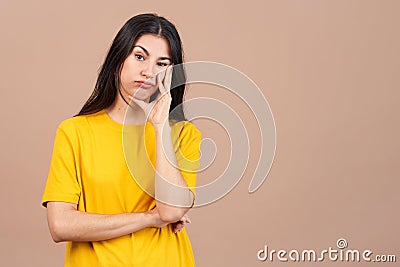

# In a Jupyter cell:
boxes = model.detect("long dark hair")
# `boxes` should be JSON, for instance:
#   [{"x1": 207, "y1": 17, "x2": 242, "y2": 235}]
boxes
[{"x1": 77, "y1": 13, "x2": 186, "y2": 121}]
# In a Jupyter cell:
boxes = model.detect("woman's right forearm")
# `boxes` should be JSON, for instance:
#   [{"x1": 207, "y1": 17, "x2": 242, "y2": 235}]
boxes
[{"x1": 46, "y1": 202, "x2": 156, "y2": 243}]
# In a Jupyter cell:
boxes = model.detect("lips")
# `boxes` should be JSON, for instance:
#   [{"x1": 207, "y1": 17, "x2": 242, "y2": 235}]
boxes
[{"x1": 136, "y1": 81, "x2": 154, "y2": 89}]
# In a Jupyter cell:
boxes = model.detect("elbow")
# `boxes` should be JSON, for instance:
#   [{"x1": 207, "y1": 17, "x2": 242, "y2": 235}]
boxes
[
  {"x1": 51, "y1": 234, "x2": 63, "y2": 243},
  {"x1": 46, "y1": 202, "x2": 77, "y2": 243},
  {"x1": 48, "y1": 219, "x2": 67, "y2": 243},
  {"x1": 155, "y1": 190, "x2": 194, "y2": 223},
  {"x1": 158, "y1": 207, "x2": 187, "y2": 223}
]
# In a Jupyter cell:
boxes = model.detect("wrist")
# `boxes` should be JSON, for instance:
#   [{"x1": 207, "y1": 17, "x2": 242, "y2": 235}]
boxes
[
  {"x1": 143, "y1": 210, "x2": 157, "y2": 228},
  {"x1": 153, "y1": 123, "x2": 171, "y2": 135}
]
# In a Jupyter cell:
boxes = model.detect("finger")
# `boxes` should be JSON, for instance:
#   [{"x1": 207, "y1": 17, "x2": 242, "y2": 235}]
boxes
[
  {"x1": 154, "y1": 89, "x2": 163, "y2": 101},
  {"x1": 177, "y1": 223, "x2": 184, "y2": 231},
  {"x1": 173, "y1": 222, "x2": 184, "y2": 233},
  {"x1": 157, "y1": 71, "x2": 166, "y2": 94},
  {"x1": 181, "y1": 216, "x2": 188, "y2": 223},
  {"x1": 182, "y1": 214, "x2": 191, "y2": 223},
  {"x1": 163, "y1": 65, "x2": 173, "y2": 92},
  {"x1": 154, "y1": 86, "x2": 171, "y2": 106}
]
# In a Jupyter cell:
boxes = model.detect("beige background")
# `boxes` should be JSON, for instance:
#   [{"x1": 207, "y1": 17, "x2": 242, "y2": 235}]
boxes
[{"x1": 1, "y1": 0, "x2": 399, "y2": 266}]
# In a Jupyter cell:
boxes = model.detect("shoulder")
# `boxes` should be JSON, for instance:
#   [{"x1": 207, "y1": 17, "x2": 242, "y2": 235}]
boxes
[
  {"x1": 56, "y1": 116, "x2": 88, "y2": 139},
  {"x1": 171, "y1": 120, "x2": 201, "y2": 134},
  {"x1": 55, "y1": 111, "x2": 106, "y2": 142},
  {"x1": 57, "y1": 116, "x2": 87, "y2": 132},
  {"x1": 57, "y1": 110, "x2": 104, "y2": 133},
  {"x1": 170, "y1": 120, "x2": 202, "y2": 142}
]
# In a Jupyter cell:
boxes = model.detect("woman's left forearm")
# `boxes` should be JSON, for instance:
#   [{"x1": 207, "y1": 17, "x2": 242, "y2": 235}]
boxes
[{"x1": 153, "y1": 124, "x2": 193, "y2": 223}]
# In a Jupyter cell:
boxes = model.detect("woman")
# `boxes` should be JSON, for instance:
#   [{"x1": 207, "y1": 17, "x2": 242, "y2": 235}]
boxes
[{"x1": 42, "y1": 13, "x2": 201, "y2": 266}]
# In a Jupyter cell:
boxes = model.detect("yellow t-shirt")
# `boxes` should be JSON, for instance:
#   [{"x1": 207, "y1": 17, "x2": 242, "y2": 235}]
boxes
[{"x1": 42, "y1": 109, "x2": 201, "y2": 267}]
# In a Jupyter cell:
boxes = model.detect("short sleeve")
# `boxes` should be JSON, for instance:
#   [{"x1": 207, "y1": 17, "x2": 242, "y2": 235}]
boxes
[
  {"x1": 175, "y1": 122, "x2": 202, "y2": 204},
  {"x1": 42, "y1": 123, "x2": 81, "y2": 207}
]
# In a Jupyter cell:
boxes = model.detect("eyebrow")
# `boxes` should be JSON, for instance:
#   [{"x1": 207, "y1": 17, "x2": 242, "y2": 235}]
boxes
[{"x1": 133, "y1": 45, "x2": 172, "y2": 61}]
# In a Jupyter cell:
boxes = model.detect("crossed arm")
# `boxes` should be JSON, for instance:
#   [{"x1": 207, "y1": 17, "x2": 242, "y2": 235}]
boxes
[
  {"x1": 47, "y1": 126, "x2": 193, "y2": 242},
  {"x1": 46, "y1": 122, "x2": 194, "y2": 243},
  {"x1": 46, "y1": 202, "x2": 190, "y2": 243}
]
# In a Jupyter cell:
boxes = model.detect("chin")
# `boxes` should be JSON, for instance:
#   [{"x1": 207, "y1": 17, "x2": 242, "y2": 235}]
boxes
[
  {"x1": 131, "y1": 95, "x2": 149, "y2": 102},
  {"x1": 133, "y1": 88, "x2": 157, "y2": 100}
]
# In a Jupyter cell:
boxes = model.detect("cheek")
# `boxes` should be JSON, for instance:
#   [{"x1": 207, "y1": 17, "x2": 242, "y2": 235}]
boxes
[
  {"x1": 120, "y1": 60, "x2": 139, "y2": 83},
  {"x1": 120, "y1": 68, "x2": 130, "y2": 85}
]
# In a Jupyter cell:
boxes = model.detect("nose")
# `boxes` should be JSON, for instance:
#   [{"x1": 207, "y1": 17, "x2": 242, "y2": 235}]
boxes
[{"x1": 141, "y1": 63, "x2": 155, "y2": 79}]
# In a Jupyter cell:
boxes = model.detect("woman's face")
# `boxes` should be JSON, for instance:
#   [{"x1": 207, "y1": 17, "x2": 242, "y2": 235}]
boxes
[{"x1": 119, "y1": 33, "x2": 172, "y2": 102}]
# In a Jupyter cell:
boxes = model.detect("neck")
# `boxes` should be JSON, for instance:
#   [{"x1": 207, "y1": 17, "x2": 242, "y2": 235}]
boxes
[{"x1": 106, "y1": 95, "x2": 147, "y2": 124}]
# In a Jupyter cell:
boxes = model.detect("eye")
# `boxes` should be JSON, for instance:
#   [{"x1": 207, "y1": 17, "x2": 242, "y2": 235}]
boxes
[
  {"x1": 157, "y1": 62, "x2": 169, "y2": 67},
  {"x1": 135, "y1": 54, "x2": 145, "y2": 61}
]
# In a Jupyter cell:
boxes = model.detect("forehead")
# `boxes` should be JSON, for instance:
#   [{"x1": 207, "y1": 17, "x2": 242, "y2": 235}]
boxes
[{"x1": 133, "y1": 34, "x2": 171, "y2": 56}]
